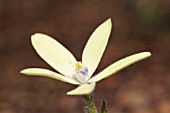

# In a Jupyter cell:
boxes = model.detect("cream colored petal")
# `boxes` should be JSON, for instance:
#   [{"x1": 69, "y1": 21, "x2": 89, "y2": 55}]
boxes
[
  {"x1": 31, "y1": 33, "x2": 77, "y2": 78},
  {"x1": 67, "y1": 83, "x2": 96, "y2": 95},
  {"x1": 20, "y1": 68, "x2": 80, "y2": 85},
  {"x1": 82, "y1": 19, "x2": 112, "y2": 78},
  {"x1": 88, "y1": 52, "x2": 151, "y2": 83}
]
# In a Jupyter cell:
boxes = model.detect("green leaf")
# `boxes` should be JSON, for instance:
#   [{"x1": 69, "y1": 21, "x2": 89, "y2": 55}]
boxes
[{"x1": 101, "y1": 100, "x2": 107, "y2": 113}]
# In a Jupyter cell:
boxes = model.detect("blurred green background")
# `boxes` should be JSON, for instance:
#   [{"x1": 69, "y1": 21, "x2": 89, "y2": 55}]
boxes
[{"x1": 1, "y1": 0, "x2": 170, "y2": 113}]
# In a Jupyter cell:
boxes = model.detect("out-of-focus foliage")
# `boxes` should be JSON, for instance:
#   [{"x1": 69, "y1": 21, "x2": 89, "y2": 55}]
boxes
[{"x1": 126, "y1": 0, "x2": 168, "y2": 25}]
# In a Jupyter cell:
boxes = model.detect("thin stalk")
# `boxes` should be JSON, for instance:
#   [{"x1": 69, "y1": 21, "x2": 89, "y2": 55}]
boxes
[{"x1": 83, "y1": 95, "x2": 98, "y2": 113}]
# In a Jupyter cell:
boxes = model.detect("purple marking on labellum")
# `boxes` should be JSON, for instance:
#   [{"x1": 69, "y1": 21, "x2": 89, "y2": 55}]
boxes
[{"x1": 79, "y1": 67, "x2": 88, "y2": 76}]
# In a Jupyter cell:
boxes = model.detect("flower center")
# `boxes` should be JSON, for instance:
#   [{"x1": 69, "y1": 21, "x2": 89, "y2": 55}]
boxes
[
  {"x1": 74, "y1": 61, "x2": 89, "y2": 83},
  {"x1": 75, "y1": 62, "x2": 88, "y2": 76}
]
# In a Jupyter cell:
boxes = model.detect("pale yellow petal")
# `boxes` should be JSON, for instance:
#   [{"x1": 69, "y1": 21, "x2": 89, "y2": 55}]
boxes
[
  {"x1": 88, "y1": 52, "x2": 151, "y2": 83},
  {"x1": 82, "y1": 19, "x2": 112, "y2": 78},
  {"x1": 67, "y1": 83, "x2": 96, "y2": 95},
  {"x1": 31, "y1": 33, "x2": 77, "y2": 78},
  {"x1": 20, "y1": 68, "x2": 80, "y2": 85}
]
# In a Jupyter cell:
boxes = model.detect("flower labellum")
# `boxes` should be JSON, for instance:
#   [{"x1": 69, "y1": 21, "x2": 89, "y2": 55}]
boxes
[
  {"x1": 20, "y1": 18, "x2": 151, "y2": 95},
  {"x1": 74, "y1": 62, "x2": 89, "y2": 83}
]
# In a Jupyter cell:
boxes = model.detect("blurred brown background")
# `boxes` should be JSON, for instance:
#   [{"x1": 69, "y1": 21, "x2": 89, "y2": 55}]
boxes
[{"x1": 1, "y1": 0, "x2": 170, "y2": 113}]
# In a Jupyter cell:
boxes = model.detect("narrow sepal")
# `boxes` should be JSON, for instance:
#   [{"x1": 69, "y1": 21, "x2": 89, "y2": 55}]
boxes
[
  {"x1": 20, "y1": 68, "x2": 80, "y2": 85},
  {"x1": 89, "y1": 52, "x2": 151, "y2": 83},
  {"x1": 31, "y1": 33, "x2": 77, "y2": 78},
  {"x1": 82, "y1": 19, "x2": 112, "y2": 78}
]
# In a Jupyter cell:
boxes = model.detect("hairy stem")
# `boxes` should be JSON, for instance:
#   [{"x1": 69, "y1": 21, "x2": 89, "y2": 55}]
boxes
[{"x1": 83, "y1": 95, "x2": 98, "y2": 113}]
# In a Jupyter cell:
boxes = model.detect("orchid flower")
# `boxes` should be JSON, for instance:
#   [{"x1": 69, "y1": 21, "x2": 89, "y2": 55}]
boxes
[{"x1": 20, "y1": 19, "x2": 151, "y2": 95}]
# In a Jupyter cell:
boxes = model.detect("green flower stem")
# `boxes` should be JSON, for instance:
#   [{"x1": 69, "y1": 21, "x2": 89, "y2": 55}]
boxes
[{"x1": 83, "y1": 95, "x2": 98, "y2": 113}]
